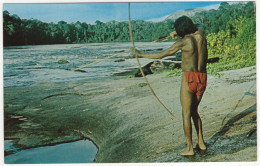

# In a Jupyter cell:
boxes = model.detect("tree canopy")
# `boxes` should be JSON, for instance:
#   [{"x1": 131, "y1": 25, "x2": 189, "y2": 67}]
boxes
[{"x1": 3, "y1": 2, "x2": 255, "y2": 47}]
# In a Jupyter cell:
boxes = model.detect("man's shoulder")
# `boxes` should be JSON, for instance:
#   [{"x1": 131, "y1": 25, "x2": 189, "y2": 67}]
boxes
[
  {"x1": 173, "y1": 37, "x2": 192, "y2": 48},
  {"x1": 193, "y1": 31, "x2": 206, "y2": 40},
  {"x1": 179, "y1": 36, "x2": 190, "y2": 41},
  {"x1": 181, "y1": 36, "x2": 195, "y2": 45}
]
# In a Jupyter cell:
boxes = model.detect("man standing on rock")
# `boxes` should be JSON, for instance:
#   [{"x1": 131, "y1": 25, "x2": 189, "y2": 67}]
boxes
[{"x1": 132, "y1": 16, "x2": 208, "y2": 156}]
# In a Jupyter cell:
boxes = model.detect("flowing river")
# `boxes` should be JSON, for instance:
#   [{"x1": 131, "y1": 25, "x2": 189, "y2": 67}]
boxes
[{"x1": 3, "y1": 42, "x2": 173, "y2": 87}]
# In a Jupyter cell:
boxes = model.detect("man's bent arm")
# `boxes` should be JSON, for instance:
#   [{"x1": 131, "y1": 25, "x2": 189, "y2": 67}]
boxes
[{"x1": 134, "y1": 40, "x2": 184, "y2": 59}]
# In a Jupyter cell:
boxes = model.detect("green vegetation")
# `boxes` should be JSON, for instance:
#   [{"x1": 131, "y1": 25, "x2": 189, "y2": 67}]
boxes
[
  {"x1": 192, "y1": 2, "x2": 256, "y2": 74},
  {"x1": 206, "y1": 16, "x2": 256, "y2": 74},
  {"x1": 3, "y1": 2, "x2": 256, "y2": 74},
  {"x1": 167, "y1": 2, "x2": 256, "y2": 76},
  {"x1": 3, "y1": 11, "x2": 173, "y2": 46}
]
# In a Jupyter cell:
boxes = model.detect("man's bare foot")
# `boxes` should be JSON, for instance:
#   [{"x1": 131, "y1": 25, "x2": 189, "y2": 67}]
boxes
[
  {"x1": 180, "y1": 147, "x2": 195, "y2": 156},
  {"x1": 193, "y1": 143, "x2": 207, "y2": 150},
  {"x1": 198, "y1": 142, "x2": 207, "y2": 150}
]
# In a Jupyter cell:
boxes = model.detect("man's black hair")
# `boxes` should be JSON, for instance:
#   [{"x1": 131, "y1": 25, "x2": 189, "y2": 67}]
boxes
[{"x1": 174, "y1": 16, "x2": 197, "y2": 38}]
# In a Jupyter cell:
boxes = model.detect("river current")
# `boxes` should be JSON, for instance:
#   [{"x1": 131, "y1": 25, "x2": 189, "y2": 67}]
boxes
[{"x1": 3, "y1": 42, "x2": 173, "y2": 87}]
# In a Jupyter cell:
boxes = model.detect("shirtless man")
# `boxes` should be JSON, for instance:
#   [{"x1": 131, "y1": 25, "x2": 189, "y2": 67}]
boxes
[{"x1": 132, "y1": 16, "x2": 208, "y2": 156}]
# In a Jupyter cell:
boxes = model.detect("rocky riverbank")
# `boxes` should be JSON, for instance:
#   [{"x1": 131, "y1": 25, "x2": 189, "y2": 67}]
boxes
[{"x1": 4, "y1": 66, "x2": 257, "y2": 163}]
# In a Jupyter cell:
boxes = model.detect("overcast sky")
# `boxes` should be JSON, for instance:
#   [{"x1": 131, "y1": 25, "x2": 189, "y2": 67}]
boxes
[{"x1": 3, "y1": 1, "x2": 224, "y2": 24}]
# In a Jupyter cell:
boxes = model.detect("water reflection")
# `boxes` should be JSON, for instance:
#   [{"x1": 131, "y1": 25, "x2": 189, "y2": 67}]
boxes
[{"x1": 5, "y1": 139, "x2": 98, "y2": 164}]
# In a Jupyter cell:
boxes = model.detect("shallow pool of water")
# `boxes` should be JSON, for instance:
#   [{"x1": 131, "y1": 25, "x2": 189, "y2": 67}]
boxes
[{"x1": 5, "y1": 139, "x2": 98, "y2": 164}]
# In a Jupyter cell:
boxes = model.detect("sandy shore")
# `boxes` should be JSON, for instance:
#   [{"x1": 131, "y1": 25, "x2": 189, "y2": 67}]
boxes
[{"x1": 4, "y1": 66, "x2": 257, "y2": 162}]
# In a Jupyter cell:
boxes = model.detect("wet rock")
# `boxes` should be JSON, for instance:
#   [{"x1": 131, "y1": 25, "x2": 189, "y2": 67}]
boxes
[
  {"x1": 134, "y1": 62, "x2": 153, "y2": 77},
  {"x1": 74, "y1": 69, "x2": 87, "y2": 73},
  {"x1": 150, "y1": 61, "x2": 162, "y2": 69},
  {"x1": 150, "y1": 61, "x2": 181, "y2": 73},
  {"x1": 5, "y1": 74, "x2": 17, "y2": 77},
  {"x1": 113, "y1": 69, "x2": 139, "y2": 77},
  {"x1": 114, "y1": 50, "x2": 126, "y2": 53},
  {"x1": 143, "y1": 48, "x2": 163, "y2": 52},
  {"x1": 58, "y1": 60, "x2": 69, "y2": 64},
  {"x1": 66, "y1": 68, "x2": 87, "y2": 73},
  {"x1": 114, "y1": 59, "x2": 125, "y2": 62},
  {"x1": 150, "y1": 61, "x2": 164, "y2": 73}
]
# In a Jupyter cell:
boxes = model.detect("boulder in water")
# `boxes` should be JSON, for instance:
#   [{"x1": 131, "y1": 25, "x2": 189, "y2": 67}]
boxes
[
  {"x1": 114, "y1": 59, "x2": 125, "y2": 62},
  {"x1": 58, "y1": 60, "x2": 69, "y2": 64},
  {"x1": 150, "y1": 61, "x2": 181, "y2": 73},
  {"x1": 135, "y1": 62, "x2": 153, "y2": 77}
]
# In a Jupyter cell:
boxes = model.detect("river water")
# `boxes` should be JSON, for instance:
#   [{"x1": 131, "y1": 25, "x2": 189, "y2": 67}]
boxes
[
  {"x1": 4, "y1": 140, "x2": 98, "y2": 164},
  {"x1": 3, "y1": 42, "x2": 173, "y2": 87}
]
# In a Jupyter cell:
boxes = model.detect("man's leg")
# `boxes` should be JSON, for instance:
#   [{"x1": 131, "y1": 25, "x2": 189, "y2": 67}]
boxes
[
  {"x1": 191, "y1": 95, "x2": 206, "y2": 150},
  {"x1": 180, "y1": 74, "x2": 195, "y2": 156}
]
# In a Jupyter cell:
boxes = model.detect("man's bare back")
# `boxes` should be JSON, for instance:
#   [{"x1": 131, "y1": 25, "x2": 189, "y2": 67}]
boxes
[{"x1": 182, "y1": 32, "x2": 208, "y2": 72}]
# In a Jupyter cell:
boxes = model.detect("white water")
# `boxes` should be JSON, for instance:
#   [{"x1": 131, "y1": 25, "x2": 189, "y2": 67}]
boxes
[{"x1": 3, "y1": 42, "x2": 173, "y2": 87}]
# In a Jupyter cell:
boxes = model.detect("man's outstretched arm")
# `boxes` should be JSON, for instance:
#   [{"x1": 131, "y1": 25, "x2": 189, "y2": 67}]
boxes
[{"x1": 132, "y1": 39, "x2": 184, "y2": 59}]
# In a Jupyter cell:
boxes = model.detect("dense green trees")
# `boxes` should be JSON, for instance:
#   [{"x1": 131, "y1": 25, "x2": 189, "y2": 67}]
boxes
[
  {"x1": 202, "y1": 2, "x2": 256, "y2": 74},
  {"x1": 3, "y1": 11, "x2": 174, "y2": 46},
  {"x1": 206, "y1": 16, "x2": 256, "y2": 74},
  {"x1": 3, "y1": 2, "x2": 255, "y2": 47},
  {"x1": 191, "y1": 2, "x2": 255, "y2": 35}
]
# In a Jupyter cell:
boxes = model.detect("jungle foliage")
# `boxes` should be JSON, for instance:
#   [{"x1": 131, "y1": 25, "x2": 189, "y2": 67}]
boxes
[
  {"x1": 3, "y1": 12, "x2": 173, "y2": 46},
  {"x1": 193, "y1": 2, "x2": 256, "y2": 74}
]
